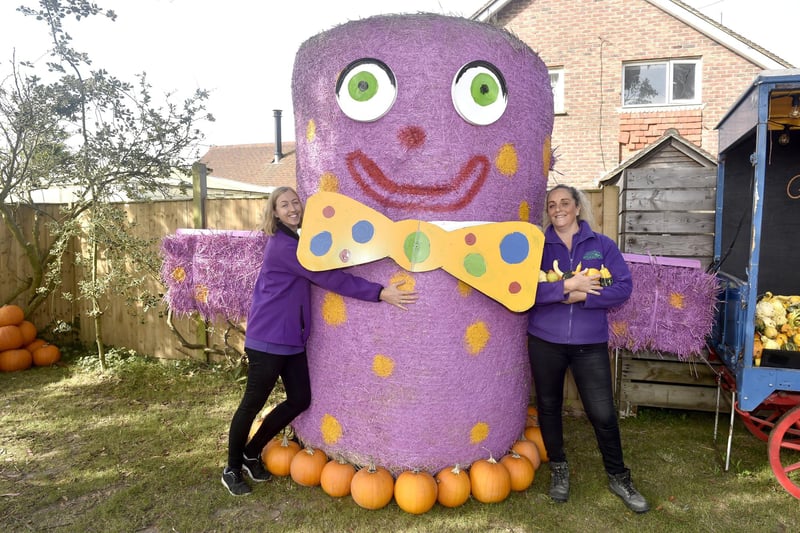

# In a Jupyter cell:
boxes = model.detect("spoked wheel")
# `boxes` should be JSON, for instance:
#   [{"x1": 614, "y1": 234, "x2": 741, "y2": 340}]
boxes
[
  {"x1": 768, "y1": 405, "x2": 800, "y2": 499},
  {"x1": 735, "y1": 393, "x2": 800, "y2": 442}
]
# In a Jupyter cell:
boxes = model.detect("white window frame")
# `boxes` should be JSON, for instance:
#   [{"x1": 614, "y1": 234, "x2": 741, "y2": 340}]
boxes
[
  {"x1": 549, "y1": 68, "x2": 565, "y2": 114},
  {"x1": 622, "y1": 58, "x2": 701, "y2": 108}
]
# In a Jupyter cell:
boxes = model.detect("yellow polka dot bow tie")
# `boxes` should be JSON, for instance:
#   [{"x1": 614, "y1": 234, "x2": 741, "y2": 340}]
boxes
[{"x1": 297, "y1": 192, "x2": 545, "y2": 312}]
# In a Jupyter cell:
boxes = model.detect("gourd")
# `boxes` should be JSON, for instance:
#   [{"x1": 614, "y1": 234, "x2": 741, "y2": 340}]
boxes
[
  {"x1": 469, "y1": 452, "x2": 511, "y2": 504},
  {"x1": 500, "y1": 451, "x2": 535, "y2": 491},
  {"x1": 394, "y1": 469, "x2": 438, "y2": 514},
  {"x1": 350, "y1": 462, "x2": 394, "y2": 510},
  {"x1": 289, "y1": 447, "x2": 328, "y2": 487},
  {"x1": 320, "y1": 457, "x2": 356, "y2": 498},
  {"x1": 0, "y1": 349, "x2": 33, "y2": 372},
  {"x1": 435, "y1": 464, "x2": 471, "y2": 508},
  {"x1": 599, "y1": 264, "x2": 613, "y2": 287}
]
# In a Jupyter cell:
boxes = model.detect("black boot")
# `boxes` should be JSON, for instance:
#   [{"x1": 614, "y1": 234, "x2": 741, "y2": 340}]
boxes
[
  {"x1": 608, "y1": 468, "x2": 649, "y2": 513},
  {"x1": 549, "y1": 461, "x2": 569, "y2": 503}
]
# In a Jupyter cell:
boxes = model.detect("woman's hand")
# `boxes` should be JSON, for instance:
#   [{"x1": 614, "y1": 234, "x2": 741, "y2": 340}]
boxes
[
  {"x1": 379, "y1": 281, "x2": 419, "y2": 310},
  {"x1": 563, "y1": 271, "x2": 602, "y2": 296},
  {"x1": 561, "y1": 291, "x2": 588, "y2": 304}
]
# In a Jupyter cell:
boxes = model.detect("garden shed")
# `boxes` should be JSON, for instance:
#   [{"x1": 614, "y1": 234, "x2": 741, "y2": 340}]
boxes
[{"x1": 600, "y1": 129, "x2": 723, "y2": 416}]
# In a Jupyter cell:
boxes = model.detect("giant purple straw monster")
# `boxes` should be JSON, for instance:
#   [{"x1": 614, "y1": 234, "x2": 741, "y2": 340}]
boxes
[{"x1": 290, "y1": 13, "x2": 554, "y2": 473}]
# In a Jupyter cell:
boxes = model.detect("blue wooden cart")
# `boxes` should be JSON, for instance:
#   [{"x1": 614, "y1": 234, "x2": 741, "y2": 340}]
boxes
[{"x1": 710, "y1": 69, "x2": 800, "y2": 499}]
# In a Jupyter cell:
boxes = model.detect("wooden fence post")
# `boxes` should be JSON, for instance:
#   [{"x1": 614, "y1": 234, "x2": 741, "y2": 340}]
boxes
[{"x1": 192, "y1": 162, "x2": 210, "y2": 362}]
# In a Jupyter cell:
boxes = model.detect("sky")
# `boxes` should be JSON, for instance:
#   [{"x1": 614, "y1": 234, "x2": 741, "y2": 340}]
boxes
[{"x1": 1, "y1": 0, "x2": 798, "y2": 153}]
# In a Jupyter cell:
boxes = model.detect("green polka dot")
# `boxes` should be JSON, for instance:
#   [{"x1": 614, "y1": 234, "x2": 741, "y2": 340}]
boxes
[
  {"x1": 464, "y1": 253, "x2": 486, "y2": 277},
  {"x1": 404, "y1": 231, "x2": 430, "y2": 263}
]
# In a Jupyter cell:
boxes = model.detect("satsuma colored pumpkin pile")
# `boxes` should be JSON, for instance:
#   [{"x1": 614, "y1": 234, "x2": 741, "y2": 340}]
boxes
[{"x1": 0, "y1": 304, "x2": 61, "y2": 372}]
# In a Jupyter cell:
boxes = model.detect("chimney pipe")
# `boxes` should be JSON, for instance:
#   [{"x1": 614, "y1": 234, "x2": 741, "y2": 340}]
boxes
[{"x1": 273, "y1": 109, "x2": 283, "y2": 163}]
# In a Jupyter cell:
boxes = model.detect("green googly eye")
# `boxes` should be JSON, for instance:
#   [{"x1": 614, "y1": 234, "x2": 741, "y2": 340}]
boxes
[
  {"x1": 336, "y1": 58, "x2": 397, "y2": 122},
  {"x1": 452, "y1": 61, "x2": 507, "y2": 125}
]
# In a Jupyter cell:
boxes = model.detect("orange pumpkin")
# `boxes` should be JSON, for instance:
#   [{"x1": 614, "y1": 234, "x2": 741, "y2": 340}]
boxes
[
  {"x1": 511, "y1": 438, "x2": 541, "y2": 471},
  {"x1": 320, "y1": 457, "x2": 356, "y2": 498},
  {"x1": 435, "y1": 464, "x2": 471, "y2": 508},
  {"x1": 524, "y1": 425, "x2": 549, "y2": 462},
  {"x1": 0, "y1": 325, "x2": 24, "y2": 351},
  {"x1": 0, "y1": 305, "x2": 24, "y2": 327},
  {"x1": 263, "y1": 434, "x2": 300, "y2": 476},
  {"x1": 26, "y1": 338, "x2": 47, "y2": 355},
  {"x1": 394, "y1": 470, "x2": 438, "y2": 515},
  {"x1": 0, "y1": 348, "x2": 33, "y2": 372},
  {"x1": 500, "y1": 451, "x2": 535, "y2": 491},
  {"x1": 469, "y1": 453, "x2": 511, "y2": 504},
  {"x1": 350, "y1": 463, "x2": 394, "y2": 510},
  {"x1": 32, "y1": 344, "x2": 61, "y2": 366},
  {"x1": 526, "y1": 405, "x2": 539, "y2": 428},
  {"x1": 290, "y1": 447, "x2": 328, "y2": 487},
  {"x1": 17, "y1": 321, "x2": 37, "y2": 345}
]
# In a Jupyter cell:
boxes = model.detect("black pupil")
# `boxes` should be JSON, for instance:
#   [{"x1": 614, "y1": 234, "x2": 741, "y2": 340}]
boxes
[
  {"x1": 358, "y1": 80, "x2": 369, "y2": 92},
  {"x1": 479, "y1": 84, "x2": 489, "y2": 95}
]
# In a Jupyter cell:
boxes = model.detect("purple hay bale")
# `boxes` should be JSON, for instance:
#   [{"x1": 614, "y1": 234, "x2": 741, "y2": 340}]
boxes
[
  {"x1": 160, "y1": 231, "x2": 267, "y2": 323},
  {"x1": 609, "y1": 260, "x2": 721, "y2": 360}
]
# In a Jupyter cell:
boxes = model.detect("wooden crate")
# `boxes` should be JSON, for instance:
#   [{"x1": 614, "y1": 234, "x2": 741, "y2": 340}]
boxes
[{"x1": 615, "y1": 349, "x2": 729, "y2": 417}]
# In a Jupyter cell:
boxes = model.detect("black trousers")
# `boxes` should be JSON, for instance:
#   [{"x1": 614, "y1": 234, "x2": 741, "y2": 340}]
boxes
[
  {"x1": 226, "y1": 348, "x2": 311, "y2": 469},
  {"x1": 528, "y1": 335, "x2": 626, "y2": 474}
]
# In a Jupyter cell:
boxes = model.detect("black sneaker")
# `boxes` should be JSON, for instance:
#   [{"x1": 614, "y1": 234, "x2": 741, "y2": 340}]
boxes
[
  {"x1": 608, "y1": 468, "x2": 650, "y2": 513},
  {"x1": 242, "y1": 454, "x2": 271, "y2": 482},
  {"x1": 221, "y1": 467, "x2": 251, "y2": 496}
]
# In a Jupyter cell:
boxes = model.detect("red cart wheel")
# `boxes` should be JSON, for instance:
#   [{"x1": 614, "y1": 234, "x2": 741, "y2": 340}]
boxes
[{"x1": 767, "y1": 405, "x2": 800, "y2": 499}]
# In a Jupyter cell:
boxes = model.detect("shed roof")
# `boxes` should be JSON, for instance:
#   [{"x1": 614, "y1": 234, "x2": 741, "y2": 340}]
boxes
[
  {"x1": 198, "y1": 142, "x2": 297, "y2": 190},
  {"x1": 600, "y1": 129, "x2": 717, "y2": 186}
]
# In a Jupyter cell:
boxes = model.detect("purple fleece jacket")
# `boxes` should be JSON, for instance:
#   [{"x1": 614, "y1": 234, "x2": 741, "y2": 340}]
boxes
[
  {"x1": 244, "y1": 223, "x2": 383, "y2": 352},
  {"x1": 528, "y1": 220, "x2": 632, "y2": 345}
]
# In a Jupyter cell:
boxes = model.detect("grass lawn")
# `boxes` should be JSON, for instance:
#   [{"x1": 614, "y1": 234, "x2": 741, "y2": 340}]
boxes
[{"x1": 1, "y1": 352, "x2": 798, "y2": 532}]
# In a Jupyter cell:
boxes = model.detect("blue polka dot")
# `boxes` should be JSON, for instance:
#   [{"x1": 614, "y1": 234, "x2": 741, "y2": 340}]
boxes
[
  {"x1": 310, "y1": 231, "x2": 333, "y2": 256},
  {"x1": 499, "y1": 232, "x2": 529, "y2": 264},
  {"x1": 352, "y1": 220, "x2": 375, "y2": 244}
]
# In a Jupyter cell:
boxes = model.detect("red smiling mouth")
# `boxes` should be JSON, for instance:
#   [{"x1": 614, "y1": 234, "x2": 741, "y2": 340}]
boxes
[{"x1": 345, "y1": 150, "x2": 489, "y2": 213}]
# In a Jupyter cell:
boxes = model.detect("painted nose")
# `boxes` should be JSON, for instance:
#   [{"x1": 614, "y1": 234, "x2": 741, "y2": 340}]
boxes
[{"x1": 397, "y1": 125, "x2": 426, "y2": 150}]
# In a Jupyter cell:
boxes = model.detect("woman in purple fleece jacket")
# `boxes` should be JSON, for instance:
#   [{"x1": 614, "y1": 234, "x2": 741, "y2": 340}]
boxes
[
  {"x1": 222, "y1": 187, "x2": 417, "y2": 496},
  {"x1": 528, "y1": 185, "x2": 649, "y2": 513}
]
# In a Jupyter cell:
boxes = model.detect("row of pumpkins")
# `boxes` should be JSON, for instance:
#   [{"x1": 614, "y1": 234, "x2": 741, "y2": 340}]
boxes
[
  {"x1": 0, "y1": 304, "x2": 62, "y2": 372},
  {"x1": 254, "y1": 407, "x2": 546, "y2": 514}
]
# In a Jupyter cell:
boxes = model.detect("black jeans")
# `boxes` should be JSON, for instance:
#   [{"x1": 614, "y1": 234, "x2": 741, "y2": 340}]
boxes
[
  {"x1": 226, "y1": 348, "x2": 311, "y2": 469},
  {"x1": 527, "y1": 335, "x2": 625, "y2": 474}
]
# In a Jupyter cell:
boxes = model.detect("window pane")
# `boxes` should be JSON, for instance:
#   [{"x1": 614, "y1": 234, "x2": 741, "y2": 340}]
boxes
[
  {"x1": 672, "y1": 63, "x2": 696, "y2": 101},
  {"x1": 549, "y1": 70, "x2": 564, "y2": 113},
  {"x1": 623, "y1": 64, "x2": 666, "y2": 105}
]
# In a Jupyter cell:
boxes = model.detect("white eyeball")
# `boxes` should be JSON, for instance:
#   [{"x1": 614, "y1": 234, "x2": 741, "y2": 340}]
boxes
[
  {"x1": 336, "y1": 58, "x2": 397, "y2": 122},
  {"x1": 452, "y1": 60, "x2": 507, "y2": 125}
]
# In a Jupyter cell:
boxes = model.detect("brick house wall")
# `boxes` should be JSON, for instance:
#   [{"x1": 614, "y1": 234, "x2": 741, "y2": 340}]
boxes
[{"x1": 490, "y1": 0, "x2": 767, "y2": 189}]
